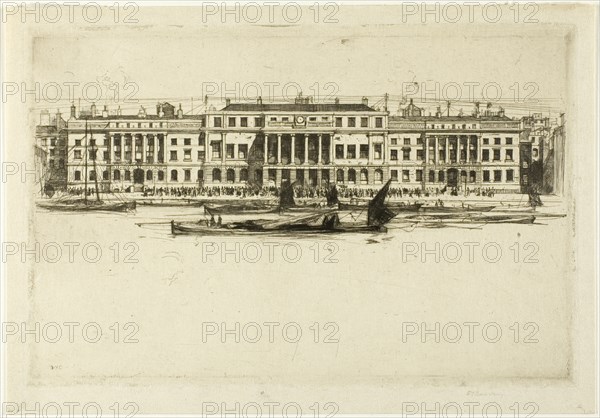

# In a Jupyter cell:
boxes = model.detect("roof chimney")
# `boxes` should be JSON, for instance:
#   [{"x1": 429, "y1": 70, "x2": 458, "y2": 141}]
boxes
[
  {"x1": 362, "y1": 97, "x2": 368, "y2": 106},
  {"x1": 257, "y1": 96, "x2": 262, "y2": 105},
  {"x1": 102, "y1": 105, "x2": 108, "y2": 118},
  {"x1": 435, "y1": 106, "x2": 442, "y2": 118},
  {"x1": 225, "y1": 98, "x2": 231, "y2": 107},
  {"x1": 138, "y1": 105, "x2": 146, "y2": 118},
  {"x1": 334, "y1": 97, "x2": 339, "y2": 105},
  {"x1": 117, "y1": 106, "x2": 122, "y2": 116},
  {"x1": 70, "y1": 102, "x2": 76, "y2": 119},
  {"x1": 177, "y1": 104, "x2": 183, "y2": 119},
  {"x1": 91, "y1": 103, "x2": 97, "y2": 117}
]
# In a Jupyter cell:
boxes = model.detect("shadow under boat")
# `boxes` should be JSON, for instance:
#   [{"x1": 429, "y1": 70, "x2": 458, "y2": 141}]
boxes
[{"x1": 170, "y1": 180, "x2": 398, "y2": 236}]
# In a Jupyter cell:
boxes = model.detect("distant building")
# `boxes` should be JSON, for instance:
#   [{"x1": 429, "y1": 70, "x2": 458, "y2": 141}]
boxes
[{"x1": 35, "y1": 109, "x2": 68, "y2": 192}]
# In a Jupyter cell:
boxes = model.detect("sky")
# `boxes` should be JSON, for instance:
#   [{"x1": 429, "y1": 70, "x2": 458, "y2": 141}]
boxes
[{"x1": 26, "y1": 4, "x2": 569, "y2": 119}]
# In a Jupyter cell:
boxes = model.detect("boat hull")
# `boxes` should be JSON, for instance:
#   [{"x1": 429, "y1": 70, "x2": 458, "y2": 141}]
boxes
[
  {"x1": 36, "y1": 200, "x2": 136, "y2": 212},
  {"x1": 170, "y1": 220, "x2": 387, "y2": 235}
]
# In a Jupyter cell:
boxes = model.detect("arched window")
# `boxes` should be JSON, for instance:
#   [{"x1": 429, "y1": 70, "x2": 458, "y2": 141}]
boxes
[
  {"x1": 146, "y1": 170, "x2": 153, "y2": 180},
  {"x1": 336, "y1": 169, "x2": 344, "y2": 183},
  {"x1": 360, "y1": 169, "x2": 368, "y2": 184},
  {"x1": 240, "y1": 168, "x2": 248, "y2": 182},
  {"x1": 469, "y1": 170, "x2": 476, "y2": 183},
  {"x1": 157, "y1": 170, "x2": 164, "y2": 181},
  {"x1": 114, "y1": 170, "x2": 121, "y2": 181},
  {"x1": 74, "y1": 170, "x2": 81, "y2": 181},
  {"x1": 103, "y1": 170, "x2": 109, "y2": 181},
  {"x1": 348, "y1": 169, "x2": 356, "y2": 184},
  {"x1": 212, "y1": 168, "x2": 221, "y2": 182},
  {"x1": 170, "y1": 170, "x2": 178, "y2": 182},
  {"x1": 374, "y1": 169, "x2": 383, "y2": 184},
  {"x1": 226, "y1": 169, "x2": 235, "y2": 183},
  {"x1": 438, "y1": 170, "x2": 445, "y2": 182}
]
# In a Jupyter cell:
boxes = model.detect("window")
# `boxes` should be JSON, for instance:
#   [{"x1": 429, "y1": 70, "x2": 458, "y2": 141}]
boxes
[
  {"x1": 124, "y1": 170, "x2": 131, "y2": 181},
  {"x1": 74, "y1": 171, "x2": 81, "y2": 181},
  {"x1": 374, "y1": 144, "x2": 382, "y2": 159},
  {"x1": 361, "y1": 117, "x2": 368, "y2": 127},
  {"x1": 240, "y1": 168, "x2": 248, "y2": 182},
  {"x1": 347, "y1": 145, "x2": 356, "y2": 159},
  {"x1": 439, "y1": 170, "x2": 445, "y2": 182},
  {"x1": 348, "y1": 117, "x2": 356, "y2": 127},
  {"x1": 375, "y1": 117, "x2": 383, "y2": 128},
  {"x1": 483, "y1": 138, "x2": 489, "y2": 145},
  {"x1": 103, "y1": 151, "x2": 109, "y2": 160},
  {"x1": 184, "y1": 149, "x2": 191, "y2": 161},
  {"x1": 226, "y1": 169, "x2": 235, "y2": 183},
  {"x1": 114, "y1": 137, "x2": 121, "y2": 146},
  {"x1": 416, "y1": 170, "x2": 423, "y2": 182},
  {"x1": 506, "y1": 137, "x2": 513, "y2": 145},
  {"x1": 359, "y1": 144, "x2": 369, "y2": 159},
  {"x1": 240, "y1": 117, "x2": 248, "y2": 127},
  {"x1": 198, "y1": 150, "x2": 205, "y2": 160},
  {"x1": 89, "y1": 139, "x2": 96, "y2": 146},
  {"x1": 238, "y1": 144, "x2": 248, "y2": 159},
  {"x1": 113, "y1": 170, "x2": 120, "y2": 181},
  {"x1": 482, "y1": 149, "x2": 490, "y2": 161},
  {"x1": 493, "y1": 149, "x2": 501, "y2": 161},
  {"x1": 170, "y1": 150, "x2": 177, "y2": 161},
  {"x1": 494, "y1": 170, "x2": 502, "y2": 182},
  {"x1": 146, "y1": 170, "x2": 153, "y2": 181},
  {"x1": 416, "y1": 137, "x2": 423, "y2": 145},
  {"x1": 184, "y1": 169, "x2": 191, "y2": 181},
  {"x1": 335, "y1": 117, "x2": 342, "y2": 127},
  {"x1": 469, "y1": 171, "x2": 476, "y2": 183},
  {"x1": 74, "y1": 150, "x2": 82, "y2": 159},
  {"x1": 184, "y1": 138, "x2": 191, "y2": 146},
  {"x1": 214, "y1": 117, "x2": 222, "y2": 127},
  {"x1": 212, "y1": 168, "x2": 221, "y2": 182},
  {"x1": 506, "y1": 149, "x2": 513, "y2": 161},
  {"x1": 157, "y1": 170, "x2": 164, "y2": 181},
  {"x1": 416, "y1": 149, "x2": 424, "y2": 161},
  {"x1": 50, "y1": 138, "x2": 56, "y2": 146},
  {"x1": 75, "y1": 139, "x2": 81, "y2": 146},
  {"x1": 212, "y1": 142, "x2": 222, "y2": 159},
  {"x1": 335, "y1": 145, "x2": 344, "y2": 159},
  {"x1": 309, "y1": 117, "x2": 317, "y2": 121},
  {"x1": 483, "y1": 170, "x2": 490, "y2": 182},
  {"x1": 402, "y1": 170, "x2": 410, "y2": 182},
  {"x1": 197, "y1": 170, "x2": 204, "y2": 181},
  {"x1": 360, "y1": 169, "x2": 368, "y2": 184},
  {"x1": 506, "y1": 169, "x2": 514, "y2": 182},
  {"x1": 348, "y1": 169, "x2": 356, "y2": 183},
  {"x1": 494, "y1": 138, "x2": 501, "y2": 145},
  {"x1": 171, "y1": 138, "x2": 177, "y2": 146},
  {"x1": 391, "y1": 138, "x2": 397, "y2": 145},
  {"x1": 336, "y1": 169, "x2": 344, "y2": 183},
  {"x1": 170, "y1": 170, "x2": 178, "y2": 181},
  {"x1": 228, "y1": 117, "x2": 236, "y2": 127},
  {"x1": 403, "y1": 149, "x2": 411, "y2": 161},
  {"x1": 226, "y1": 144, "x2": 234, "y2": 159},
  {"x1": 391, "y1": 170, "x2": 398, "y2": 182},
  {"x1": 255, "y1": 117, "x2": 263, "y2": 127},
  {"x1": 270, "y1": 117, "x2": 277, "y2": 122},
  {"x1": 404, "y1": 138, "x2": 411, "y2": 145},
  {"x1": 391, "y1": 149, "x2": 398, "y2": 161}
]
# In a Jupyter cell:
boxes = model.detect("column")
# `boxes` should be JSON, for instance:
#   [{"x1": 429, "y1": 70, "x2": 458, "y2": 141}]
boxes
[
  {"x1": 330, "y1": 133, "x2": 335, "y2": 163},
  {"x1": 304, "y1": 134, "x2": 309, "y2": 165},
  {"x1": 290, "y1": 134, "x2": 295, "y2": 165},
  {"x1": 221, "y1": 133, "x2": 226, "y2": 162},
  {"x1": 277, "y1": 134, "x2": 282, "y2": 164},
  {"x1": 275, "y1": 168, "x2": 282, "y2": 186},
  {"x1": 368, "y1": 134, "x2": 373, "y2": 163},
  {"x1": 445, "y1": 136, "x2": 450, "y2": 163},
  {"x1": 424, "y1": 136, "x2": 429, "y2": 166},
  {"x1": 477, "y1": 135, "x2": 482, "y2": 162},
  {"x1": 263, "y1": 134, "x2": 268, "y2": 164},
  {"x1": 434, "y1": 136, "x2": 439, "y2": 164},
  {"x1": 110, "y1": 135, "x2": 115, "y2": 163},
  {"x1": 317, "y1": 169, "x2": 322, "y2": 186},
  {"x1": 318, "y1": 134, "x2": 322, "y2": 164},
  {"x1": 207, "y1": 133, "x2": 212, "y2": 162},
  {"x1": 467, "y1": 136, "x2": 471, "y2": 163}
]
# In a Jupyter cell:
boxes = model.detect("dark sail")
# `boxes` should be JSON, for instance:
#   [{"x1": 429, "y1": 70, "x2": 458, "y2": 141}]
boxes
[
  {"x1": 279, "y1": 180, "x2": 296, "y2": 208},
  {"x1": 326, "y1": 185, "x2": 339, "y2": 206},
  {"x1": 367, "y1": 179, "x2": 397, "y2": 226}
]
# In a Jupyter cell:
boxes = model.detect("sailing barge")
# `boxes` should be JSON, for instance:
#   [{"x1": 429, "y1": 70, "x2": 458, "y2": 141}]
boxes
[{"x1": 170, "y1": 180, "x2": 398, "y2": 236}]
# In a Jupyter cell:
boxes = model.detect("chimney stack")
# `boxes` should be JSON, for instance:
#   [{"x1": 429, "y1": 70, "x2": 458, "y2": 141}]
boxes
[
  {"x1": 257, "y1": 96, "x2": 262, "y2": 105},
  {"x1": 117, "y1": 106, "x2": 122, "y2": 116},
  {"x1": 435, "y1": 106, "x2": 442, "y2": 118},
  {"x1": 91, "y1": 102, "x2": 97, "y2": 117},
  {"x1": 70, "y1": 102, "x2": 76, "y2": 119},
  {"x1": 177, "y1": 104, "x2": 183, "y2": 119},
  {"x1": 138, "y1": 105, "x2": 146, "y2": 118},
  {"x1": 334, "y1": 97, "x2": 339, "y2": 105},
  {"x1": 55, "y1": 109, "x2": 62, "y2": 129},
  {"x1": 102, "y1": 105, "x2": 108, "y2": 118},
  {"x1": 225, "y1": 98, "x2": 231, "y2": 107},
  {"x1": 362, "y1": 97, "x2": 368, "y2": 106}
]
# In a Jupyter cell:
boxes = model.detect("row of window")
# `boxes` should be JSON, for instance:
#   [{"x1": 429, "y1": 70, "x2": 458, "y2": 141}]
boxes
[
  {"x1": 73, "y1": 168, "x2": 248, "y2": 183},
  {"x1": 389, "y1": 169, "x2": 516, "y2": 183},
  {"x1": 334, "y1": 144, "x2": 382, "y2": 159},
  {"x1": 386, "y1": 148, "x2": 515, "y2": 162},
  {"x1": 213, "y1": 116, "x2": 384, "y2": 128},
  {"x1": 389, "y1": 137, "x2": 514, "y2": 146}
]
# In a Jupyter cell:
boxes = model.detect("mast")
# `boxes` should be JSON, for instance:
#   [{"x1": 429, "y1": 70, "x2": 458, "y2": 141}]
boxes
[
  {"x1": 84, "y1": 119, "x2": 88, "y2": 204},
  {"x1": 90, "y1": 122, "x2": 101, "y2": 201}
]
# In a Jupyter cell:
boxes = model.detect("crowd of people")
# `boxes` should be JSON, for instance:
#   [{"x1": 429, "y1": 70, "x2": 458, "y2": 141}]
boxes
[{"x1": 64, "y1": 184, "x2": 504, "y2": 200}]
